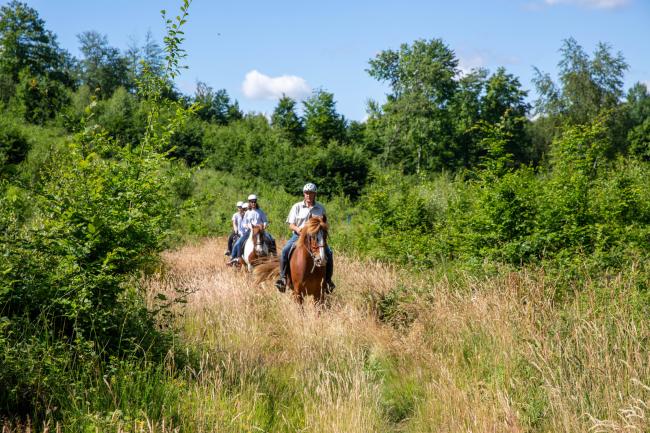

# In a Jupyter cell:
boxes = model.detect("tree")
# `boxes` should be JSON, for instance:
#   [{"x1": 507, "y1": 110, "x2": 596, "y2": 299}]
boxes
[
  {"x1": 126, "y1": 30, "x2": 165, "y2": 84},
  {"x1": 194, "y1": 81, "x2": 241, "y2": 125},
  {"x1": 303, "y1": 89, "x2": 346, "y2": 146},
  {"x1": 448, "y1": 68, "x2": 489, "y2": 167},
  {"x1": 0, "y1": 1, "x2": 75, "y2": 86},
  {"x1": 366, "y1": 39, "x2": 460, "y2": 172},
  {"x1": 480, "y1": 68, "x2": 531, "y2": 163},
  {"x1": 626, "y1": 83, "x2": 650, "y2": 159},
  {"x1": 367, "y1": 38, "x2": 458, "y2": 104},
  {"x1": 533, "y1": 38, "x2": 628, "y2": 125},
  {"x1": 78, "y1": 31, "x2": 131, "y2": 98},
  {"x1": 626, "y1": 82, "x2": 650, "y2": 126},
  {"x1": 271, "y1": 95, "x2": 304, "y2": 146},
  {"x1": 14, "y1": 67, "x2": 69, "y2": 124}
]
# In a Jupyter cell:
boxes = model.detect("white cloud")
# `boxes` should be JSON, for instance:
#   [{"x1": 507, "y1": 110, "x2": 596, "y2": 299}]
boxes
[
  {"x1": 458, "y1": 54, "x2": 488, "y2": 76},
  {"x1": 242, "y1": 70, "x2": 311, "y2": 101},
  {"x1": 543, "y1": 0, "x2": 628, "y2": 9}
]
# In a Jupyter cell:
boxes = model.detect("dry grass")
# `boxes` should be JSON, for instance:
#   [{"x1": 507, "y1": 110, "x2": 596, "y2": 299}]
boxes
[
  {"x1": 9, "y1": 238, "x2": 646, "y2": 432},
  {"x1": 141, "y1": 237, "x2": 649, "y2": 433}
]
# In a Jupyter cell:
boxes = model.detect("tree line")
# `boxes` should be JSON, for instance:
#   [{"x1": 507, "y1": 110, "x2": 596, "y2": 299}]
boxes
[{"x1": 3, "y1": 1, "x2": 647, "y2": 200}]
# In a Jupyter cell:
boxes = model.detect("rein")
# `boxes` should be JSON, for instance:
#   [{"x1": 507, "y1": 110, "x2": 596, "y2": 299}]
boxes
[{"x1": 305, "y1": 230, "x2": 326, "y2": 273}]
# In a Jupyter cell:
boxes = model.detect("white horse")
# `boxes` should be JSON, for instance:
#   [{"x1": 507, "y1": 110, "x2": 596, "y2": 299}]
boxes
[{"x1": 242, "y1": 225, "x2": 269, "y2": 271}]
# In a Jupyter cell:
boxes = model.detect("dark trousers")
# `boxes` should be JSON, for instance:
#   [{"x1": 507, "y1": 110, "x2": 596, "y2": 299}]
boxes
[{"x1": 227, "y1": 232, "x2": 240, "y2": 254}]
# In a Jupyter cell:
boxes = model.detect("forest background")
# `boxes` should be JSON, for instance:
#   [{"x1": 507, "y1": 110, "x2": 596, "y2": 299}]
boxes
[{"x1": 1, "y1": 0, "x2": 649, "y2": 431}]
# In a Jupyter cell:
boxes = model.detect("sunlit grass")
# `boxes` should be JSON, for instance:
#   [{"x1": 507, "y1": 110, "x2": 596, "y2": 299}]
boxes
[{"x1": 6, "y1": 237, "x2": 647, "y2": 432}]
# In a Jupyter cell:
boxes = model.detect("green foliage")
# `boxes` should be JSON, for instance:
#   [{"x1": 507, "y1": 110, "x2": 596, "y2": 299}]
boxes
[
  {"x1": 202, "y1": 114, "x2": 369, "y2": 198},
  {"x1": 194, "y1": 82, "x2": 242, "y2": 125},
  {"x1": 167, "y1": 115, "x2": 205, "y2": 166},
  {"x1": 0, "y1": 115, "x2": 30, "y2": 175},
  {"x1": 628, "y1": 117, "x2": 650, "y2": 160},
  {"x1": 533, "y1": 38, "x2": 628, "y2": 126},
  {"x1": 367, "y1": 39, "x2": 533, "y2": 174},
  {"x1": 77, "y1": 31, "x2": 131, "y2": 98},
  {"x1": 303, "y1": 89, "x2": 347, "y2": 146},
  {"x1": 306, "y1": 142, "x2": 369, "y2": 199},
  {"x1": 0, "y1": 1, "x2": 74, "y2": 86},
  {"x1": 95, "y1": 86, "x2": 145, "y2": 145},
  {"x1": 0, "y1": 0, "x2": 195, "y2": 418},
  {"x1": 345, "y1": 112, "x2": 650, "y2": 274},
  {"x1": 14, "y1": 68, "x2": 70, "y2": 124},
  {"x1": 271, "y1": 95, "x2": 304, "y2": 146}
]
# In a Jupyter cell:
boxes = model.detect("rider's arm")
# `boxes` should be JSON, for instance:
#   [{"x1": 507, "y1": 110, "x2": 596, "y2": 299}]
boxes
[
  {"x1": 286, "y1": 203, "x2": 301, "y2": 234},
  {"x1": 261, "y1": 210, "x2": 269, "y2": 229}
]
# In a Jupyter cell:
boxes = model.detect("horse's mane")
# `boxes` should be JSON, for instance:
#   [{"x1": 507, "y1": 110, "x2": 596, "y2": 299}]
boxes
[{"x1": 297, "y1": 217, "x2": 329, "y2": 246}]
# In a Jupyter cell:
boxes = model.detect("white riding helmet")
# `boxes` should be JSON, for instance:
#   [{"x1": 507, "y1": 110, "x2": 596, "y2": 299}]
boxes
[
  {"x1": 236, "y1": 201, "x2": 244, "y2": 208},
  {"x1": 248, "y1": 194, "x2": 258, "y2": 201},
  {"x1": 242, "y1": 202, "x2": 249, "y2": 209},
  {"x1": 303, "y1": 183, "x2": 317, "y2": 193}
]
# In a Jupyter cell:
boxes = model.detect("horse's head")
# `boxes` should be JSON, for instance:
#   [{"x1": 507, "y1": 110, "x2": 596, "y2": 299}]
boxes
[
  {"x1": 252, "y1": 224, "x2": 268, "y2": 256},
  {"x1": 300, "y1": 216, "x2": 329, "y2": 268}
]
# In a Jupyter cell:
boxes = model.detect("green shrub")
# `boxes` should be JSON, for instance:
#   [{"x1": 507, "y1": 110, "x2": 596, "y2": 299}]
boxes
[
  {"x1": 14, "y1": 69, "x2": 70, "y2": 125},
  {"x1": 0, "y1": 116, "x2": 29, "y2": 175}
]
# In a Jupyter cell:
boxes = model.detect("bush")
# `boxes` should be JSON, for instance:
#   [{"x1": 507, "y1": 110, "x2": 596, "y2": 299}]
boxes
[
  {"x1": 96, "y1": 86, "x2": 145, "y2": 146},
  {"x1": 305, "y1": 142, "x2": 370, "y2": 199},
  {"x1": 13, "y1": 69, "x2": 70, "y2": 125},
  {"x1": 0, "y1": 116, "x2": 30, "y2": 175}
]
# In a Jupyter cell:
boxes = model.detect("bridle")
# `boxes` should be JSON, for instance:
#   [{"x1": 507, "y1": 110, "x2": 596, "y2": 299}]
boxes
[
  {"x1": 253, "y1": 225, "x2": 267, "y2": 255},
  {"x1": 306, "y1": 227, "x2": 327, "y2": 273}
]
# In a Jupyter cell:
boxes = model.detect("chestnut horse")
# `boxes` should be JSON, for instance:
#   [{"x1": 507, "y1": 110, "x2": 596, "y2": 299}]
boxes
[{"x1": 255, "y1": 216, "x2": 330, "y2": 304}]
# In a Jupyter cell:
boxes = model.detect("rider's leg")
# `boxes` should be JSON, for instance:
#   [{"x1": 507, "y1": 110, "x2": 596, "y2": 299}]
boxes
[
  {"x1": 325, "y1": 246, "x2": 335, "y2": 291},
  {"x1": 226, "y1": 232, "x2": 235, "y2": 255},
  {"x1": 231, "y1": 232, "x2": 249, "y2": 260},
  {"x1": 277, "y1": 234, "x2": 298, "y2": 286}
]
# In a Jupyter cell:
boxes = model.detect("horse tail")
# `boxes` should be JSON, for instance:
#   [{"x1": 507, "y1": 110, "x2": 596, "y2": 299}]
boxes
[{"x1": 253, "y1": 256, "x2": 280, "y2": 285}]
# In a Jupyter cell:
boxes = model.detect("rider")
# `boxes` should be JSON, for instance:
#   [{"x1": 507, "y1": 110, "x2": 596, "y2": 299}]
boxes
[
  {"x1": 225, "y1": 201, "x2": 246, "y2": 256},
  {"x1": 275, "y1": 182, "x2": 334, "y2": 292},
  {"x1": 230, "y1": 194, "x2": 275, "y2": 263}
]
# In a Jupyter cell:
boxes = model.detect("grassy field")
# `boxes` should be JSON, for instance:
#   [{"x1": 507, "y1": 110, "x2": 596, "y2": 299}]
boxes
[
  {"x1": 145, "y1": 238, "x2": 648, "y2": 432},
  {"x1": 5, "y1": 237, "x2": 647, "y2": 432}
]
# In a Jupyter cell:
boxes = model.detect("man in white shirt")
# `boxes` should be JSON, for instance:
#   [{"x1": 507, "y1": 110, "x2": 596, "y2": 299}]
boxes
[
  {"x1": 275, "y1": 183, "x2": 334, "y2": 291},
  {"x1": 225, "y1": 201, "x2": 246, "y2": 256},
  {"x1": 230, "y1": 194, "x2": 275, "y2": 262}
]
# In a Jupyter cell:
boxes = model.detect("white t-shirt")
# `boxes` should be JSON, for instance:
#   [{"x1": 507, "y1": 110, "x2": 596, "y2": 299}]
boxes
[
  {"x1": 232, "y1": 212, "x2": 245, "y2": 235},
  {"x1": 242, "y1": 208, "x2": 269, "y2": 231},
  {"x1": 286, "y1": 201, "x2": 326, "y2": 231}
]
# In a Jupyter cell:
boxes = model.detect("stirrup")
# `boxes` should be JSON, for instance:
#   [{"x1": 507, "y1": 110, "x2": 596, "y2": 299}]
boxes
[{"x1": 275, "y1": 277, "x2": 287, "y2": 293}]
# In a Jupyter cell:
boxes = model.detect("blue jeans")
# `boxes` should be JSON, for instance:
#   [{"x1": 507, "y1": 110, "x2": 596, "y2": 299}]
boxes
[
  {"x1": 231, "y1": 231, "x2": 249, "y2": 258},
  {"x1": 279, "y1": 233, "x2": 333, "y2": 281}
]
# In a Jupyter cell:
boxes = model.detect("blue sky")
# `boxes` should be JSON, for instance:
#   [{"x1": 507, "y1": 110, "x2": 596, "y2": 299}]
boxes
[{"x1": 9, "y1": 0, "x2": 650, "y2": 121}]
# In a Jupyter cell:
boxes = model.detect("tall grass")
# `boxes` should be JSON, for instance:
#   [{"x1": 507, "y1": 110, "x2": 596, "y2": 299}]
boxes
[
  {"x1": 5, "y1": 237, "x2": 646, "y2": 432},
  {"x1": 145, "y1": 238, "x2": 647, "y2": 432}
]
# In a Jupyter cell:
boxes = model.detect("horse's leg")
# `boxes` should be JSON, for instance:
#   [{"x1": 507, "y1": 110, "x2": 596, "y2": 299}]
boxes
[{"x1": 292, "y1": 286, "x2": 303, "y2": 304}]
